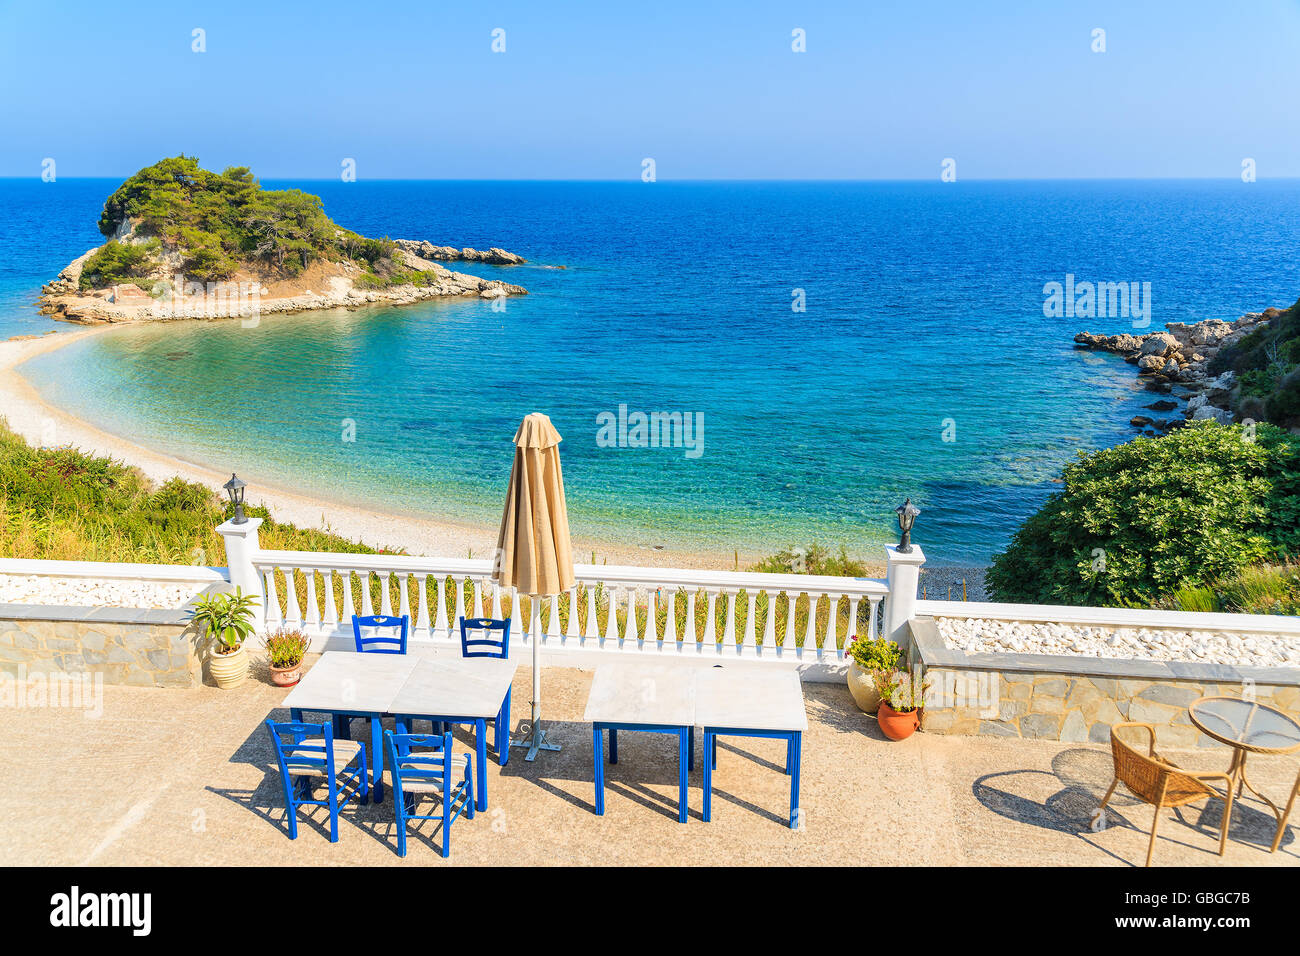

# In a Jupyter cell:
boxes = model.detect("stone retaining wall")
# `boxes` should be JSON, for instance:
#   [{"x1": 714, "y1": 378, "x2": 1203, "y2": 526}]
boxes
[
  {"x1": 910, "y1": 616, "x2": 1300, "y2": 746},
  {"x1": 0, "y1": 604, "x2": 203, "y2": 688}
]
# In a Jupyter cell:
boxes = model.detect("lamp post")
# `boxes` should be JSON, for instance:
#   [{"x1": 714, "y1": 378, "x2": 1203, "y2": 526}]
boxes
[
  {"x1": 895, "y1": 498, "x2": 920, "y2": 554},
  {"x1": 223, "y1": 473, "x2": 247, "y2": 525}
]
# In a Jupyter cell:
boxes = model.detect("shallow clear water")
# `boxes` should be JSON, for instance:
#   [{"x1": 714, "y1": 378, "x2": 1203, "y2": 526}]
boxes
[{"x1": 4, "y1": 178, "x2": 1299, "y2": 564}]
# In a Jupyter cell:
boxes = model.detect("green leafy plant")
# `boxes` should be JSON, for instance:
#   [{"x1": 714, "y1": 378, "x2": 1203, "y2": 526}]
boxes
[
  {"x1": 262, "y1": 627, "x2": 310, "y2": 669},
  {"x1": 872, "y1": 667, "x2": 928, "y2": 713},
  {"x1": 987, "y1": 422, "x2": 1289, "y2": 607},
  {"x1": 191, "y1": 588, "x2": 258, "y2": 654},
  {"x1": 750, "y1": 543, "x2": 867, "y2": 576},
  {"x1": 845, "y1": 635, "x2": 900, "y2": 672}
]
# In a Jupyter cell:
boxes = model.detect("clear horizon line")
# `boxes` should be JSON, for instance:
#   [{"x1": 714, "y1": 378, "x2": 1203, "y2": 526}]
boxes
[{"x1": 2, "y1": 174, "x2": 1297, "y2": 184}]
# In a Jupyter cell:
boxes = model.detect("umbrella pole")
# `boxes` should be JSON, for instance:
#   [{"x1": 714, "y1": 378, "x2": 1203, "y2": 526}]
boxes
[{"x1": 511, "y1": 593, "x2": 561, "y2": 761}]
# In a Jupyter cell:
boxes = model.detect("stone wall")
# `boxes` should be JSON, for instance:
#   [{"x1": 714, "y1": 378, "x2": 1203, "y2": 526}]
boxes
[
  {"x1": 910, "y1": 617, "x2": 1300, "y2": 746},
  {"x1": 0, "y1": 604, "x2": 202, "y2": 688}
]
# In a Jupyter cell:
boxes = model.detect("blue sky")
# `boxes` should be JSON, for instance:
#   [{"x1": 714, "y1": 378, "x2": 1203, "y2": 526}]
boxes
[{"x1": 1, "y1": 0, "x2": 1298, "y2": 179}]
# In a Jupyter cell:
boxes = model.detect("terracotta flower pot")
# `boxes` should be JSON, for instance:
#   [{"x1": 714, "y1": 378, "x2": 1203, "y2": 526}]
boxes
[
  {"x1": 209, "y1": 644, "x2": 249, "y2": 689},
  {"x1": 876, "y1": 701, "x2": 920, "y2": 741},
  {"x1": 846, "y1": 661, "x2": 882, "y2": 714},
  {"x1": 269, "y1": 661, "x2": 303, "y2": 687}
]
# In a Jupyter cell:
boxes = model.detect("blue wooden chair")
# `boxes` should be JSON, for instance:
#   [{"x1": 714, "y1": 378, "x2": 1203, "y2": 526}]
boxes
[
  {"x1": 351, "y1": 614, "x2": 409, "y2": 654},
  {"x1": 459, "y1": 616, "x2": 510, "y2": 659},
  {"x1": 265, "y1": 718, "x2": 368, "y2": 843},
  {"x1": 385, "y1": 730, "x2": 474, "y2": 858}
]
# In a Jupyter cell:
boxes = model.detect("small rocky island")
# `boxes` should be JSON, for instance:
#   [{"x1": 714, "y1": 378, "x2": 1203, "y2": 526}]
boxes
[
  {"x1": 39, "y1": 156, "x2": 528, "y2": 324},
  {"x1": 1074, "y1": 307, "x2": 1286, "y2": 433}
]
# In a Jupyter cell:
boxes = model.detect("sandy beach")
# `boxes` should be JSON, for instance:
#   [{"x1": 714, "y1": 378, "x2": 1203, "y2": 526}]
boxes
[{"x1": 0, "y1": 324, "x2": 766, "y2": 571}]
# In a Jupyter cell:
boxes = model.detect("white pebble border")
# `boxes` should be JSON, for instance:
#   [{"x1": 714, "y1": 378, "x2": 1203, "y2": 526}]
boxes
[
  {"x1": 937, "y1": 617, "x2": 1300, "y2": 669},
  {"x1": 0, "y1": 574, "x2": 200, "y2": 610}
]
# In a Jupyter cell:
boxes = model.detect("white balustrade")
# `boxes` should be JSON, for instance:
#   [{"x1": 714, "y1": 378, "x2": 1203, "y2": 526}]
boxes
[{"x1": 246, "y1": 550, "x2": 888, "y2": 665}]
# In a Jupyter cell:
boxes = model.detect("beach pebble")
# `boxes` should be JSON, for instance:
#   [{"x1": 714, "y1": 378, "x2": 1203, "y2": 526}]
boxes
[
  {"x1": 936, "y1": 617, "x2": 1299, "y2": 669},
  {"x1": 0, "y1": 574, "x2": 198, "y2": 610}
]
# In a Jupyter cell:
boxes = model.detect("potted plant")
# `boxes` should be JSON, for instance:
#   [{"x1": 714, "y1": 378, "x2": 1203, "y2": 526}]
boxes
[
  {"x1": 872, "y1": 667, "x2": 929, "y2": 740},
  {"x1": 263, "y1": 627, "x2": 310, "y2": 686},
  {"x1": 844, "y1": 635, "x2": 901, "y2": 714},
  {"x1": 191, "y1": 587, "x2": 258, "y2": 689}
]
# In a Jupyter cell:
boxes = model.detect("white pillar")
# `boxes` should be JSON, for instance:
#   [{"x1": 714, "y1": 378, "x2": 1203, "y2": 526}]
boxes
[
  {"x1": 217, "y1": 517, "x2": 264, "y2": 619},
  {"x1": 884, "y1": 544, "x2": 925, "y2": 651}
]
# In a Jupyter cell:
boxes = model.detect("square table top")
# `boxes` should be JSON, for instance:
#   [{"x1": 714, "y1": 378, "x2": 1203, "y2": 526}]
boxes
[
  {"x1": 694, "y1": 666, "x2": 808, "y2": 732},
  {"x1": 281, "y1": 651, "x2": 418, "y2": 715},
  {"x1": 583, "y1": 663, "x2": 698, "y2": 727},
  {"x1": 391, "y1": 657, "x2": 518, "y2": 719}
]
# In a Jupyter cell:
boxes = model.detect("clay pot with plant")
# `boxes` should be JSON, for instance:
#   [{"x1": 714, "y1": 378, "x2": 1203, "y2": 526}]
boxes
[
  {"x1": 191, "y1": 588, "x2": 258, "y2": 689},
  {"x1": 844, "y1": 635, "x2": 901, "y2": 714},
  {"x1": 872, "y1": 667, "x2": 929, "y2": 740},
  {"x1": 263, "y1": 628, "x2": 311, "y2": 686}
]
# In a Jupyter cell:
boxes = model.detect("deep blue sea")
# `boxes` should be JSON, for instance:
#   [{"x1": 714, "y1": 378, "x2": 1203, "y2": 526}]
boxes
[{"x1": 2, "y1": 179, "x2": 1299, "y2": 564}]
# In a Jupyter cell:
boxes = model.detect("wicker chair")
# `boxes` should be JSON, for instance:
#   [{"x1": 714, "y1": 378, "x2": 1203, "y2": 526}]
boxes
[
  {"x1": 1097, "y1": 722, "x2": 1235, "y2": 866},
  {"x1": 1272, "y1": 768, "x2": 1299, "y2": 853}
]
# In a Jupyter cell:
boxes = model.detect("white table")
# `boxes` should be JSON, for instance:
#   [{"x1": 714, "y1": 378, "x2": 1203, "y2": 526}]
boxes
[
  {"x1": 283, "y1": 652, "x2": 516, "y2": 810},
  {"x1": 391, "y1": 657, "x2": 517, "y2": 810},
  {"x1": 695, "y1": 668, "x2": 807, "y2": 829},
  {"x1": 582, "y1": 663, "x2": 807, "y2": 827}
]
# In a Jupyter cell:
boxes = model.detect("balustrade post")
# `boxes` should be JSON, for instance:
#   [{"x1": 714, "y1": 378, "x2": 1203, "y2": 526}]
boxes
[
  {"x1": 216, "y1": 517, "x2": 264, "y2": 626},
  {"x1": 884, "y1": 543, "x2": 926, "y2": 651}
]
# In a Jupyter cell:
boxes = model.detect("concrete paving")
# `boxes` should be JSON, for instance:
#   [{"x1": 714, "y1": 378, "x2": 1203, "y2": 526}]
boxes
[{"x1": 1, "y1": 658, "x2": 1297, "y2": 867}]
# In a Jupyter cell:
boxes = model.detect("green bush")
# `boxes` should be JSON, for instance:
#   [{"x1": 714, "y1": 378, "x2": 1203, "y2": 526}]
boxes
[
  {"x1": 79, "y1": 239, "x2": 161, "y2": 289},
  {"x1": 986, "y1": 422, "x2": 1280, "y2": 607},
  {"x1": 750, "y1": 543, "x2": 867, "y2": 576}
]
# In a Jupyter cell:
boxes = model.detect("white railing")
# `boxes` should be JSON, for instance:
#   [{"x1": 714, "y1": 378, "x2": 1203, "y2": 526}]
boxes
[{"x1": 250, "y1": 549, "x2": 889, "y2": 663}]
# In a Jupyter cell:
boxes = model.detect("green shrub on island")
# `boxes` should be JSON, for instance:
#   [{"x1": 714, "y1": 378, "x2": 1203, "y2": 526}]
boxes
[
  {"x1": 986, "y1": 421, "x2": 1300, "y2": 609},
  {"x1": 78, "y1": 238, "x2": 162, "y2": 290},
  {"x1": 83, "y1": 155, "x2": 414, "y2": 287}
]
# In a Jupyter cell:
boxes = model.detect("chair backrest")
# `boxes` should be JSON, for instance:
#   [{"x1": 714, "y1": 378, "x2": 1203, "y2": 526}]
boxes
[
  {"x1": 352, "y1": 614, "x2": 409, "y2": 654},
  {"x1": 265, "y1": 718, "x2": 336, "y2": 782},
  {"x1": 458, "y1": 616, "x2": 510, "y2": 658},
  {"x1": 384, "y1": 730, "x2": 453, "y2": 799},
  {"x1": 1109, "y1": 725, "x2": 1210, "y2": 807}
]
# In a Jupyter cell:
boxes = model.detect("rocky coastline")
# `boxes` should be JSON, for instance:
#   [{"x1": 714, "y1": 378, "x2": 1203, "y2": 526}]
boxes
[
  {"x1": 38, "y1": 237, "x2": 528, "y2": 325},
  {"x1": 1073, "y1": 307, "x2": 1282, "y2": 434}
]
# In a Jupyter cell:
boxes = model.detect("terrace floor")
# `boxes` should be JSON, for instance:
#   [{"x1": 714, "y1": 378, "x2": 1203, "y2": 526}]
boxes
[{"x1": 2, "y1": 659, "x2": 1297, "y2": 867}]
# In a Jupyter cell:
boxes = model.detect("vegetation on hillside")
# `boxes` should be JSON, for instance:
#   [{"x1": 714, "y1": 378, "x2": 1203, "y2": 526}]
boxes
[
  {"x1": 1209, "y1": 297, "x2": 1300, "y2": 428},
  {"x1": 0, "y1": 419, "x2": 381, "y2": 565},
  {"x1": 1168, "y1": 563, "x2": 1300, "y2": 616},
  {"x1": 986, "y1": 421, "x2": 1300, "y2": 610},
  {"x1": 79, "y1": 156, "x2": 413, "y2": 288}
]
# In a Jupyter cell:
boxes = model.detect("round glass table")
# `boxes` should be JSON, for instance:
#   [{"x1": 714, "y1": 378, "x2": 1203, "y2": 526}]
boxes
[{"x1": 1188, "y1": 696, "x2": 1300, "y2": 852}]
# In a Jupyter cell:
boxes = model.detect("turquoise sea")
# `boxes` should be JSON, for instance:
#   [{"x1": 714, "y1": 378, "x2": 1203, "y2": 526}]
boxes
[{"x1": 3, "y1": 179, "x2": 1299, "y2": 565}]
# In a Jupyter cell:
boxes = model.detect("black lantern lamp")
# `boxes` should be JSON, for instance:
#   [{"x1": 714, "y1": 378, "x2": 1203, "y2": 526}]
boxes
[
  {"x1": 895, "y1": 498, "x2": 920, "y2": 553},
  {"x1": 224, "y1": 473, "x2": 247, "y2": 525}
]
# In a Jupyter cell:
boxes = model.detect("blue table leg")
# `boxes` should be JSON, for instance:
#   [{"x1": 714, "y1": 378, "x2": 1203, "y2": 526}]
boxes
[
  {"x1": 703, "y1": 731, "x2": 713, "y2": 822},
  {"x1": 677, "y1": 729, "x2": 689, "y2": 822},
  {"x1": 497, "y1": 687, "x2": 511, "y2": 767},
  {"x1": 785, "y1": 735, "x2": 793, "y2": 774},
  {"x1": 370, "y1": 716, "x2": 384, "y2": 804},
  {"x1": 789, "y1": 732, "x2": 801, "y2": 829},
  {"x1": 593, "y1": 726, "x2": 605, "y2": 815},
  {"x1": 475, "y1": 717, "x2": 488, "y2": 811},
  {"x1": 609, "y1": 728, "x2": 618, "y2": 764},
  {"x1": 689, "y1": 726, "x2": 695, "y2": 772},
  {"x1": 712, "y1": 734, "x2": 717, "y2": 770}
]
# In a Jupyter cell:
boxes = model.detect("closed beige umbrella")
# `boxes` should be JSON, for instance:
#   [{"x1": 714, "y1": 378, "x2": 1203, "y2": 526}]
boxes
[{"x1": 494, "y1": 412, "x2": 574, "y2": 760}]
